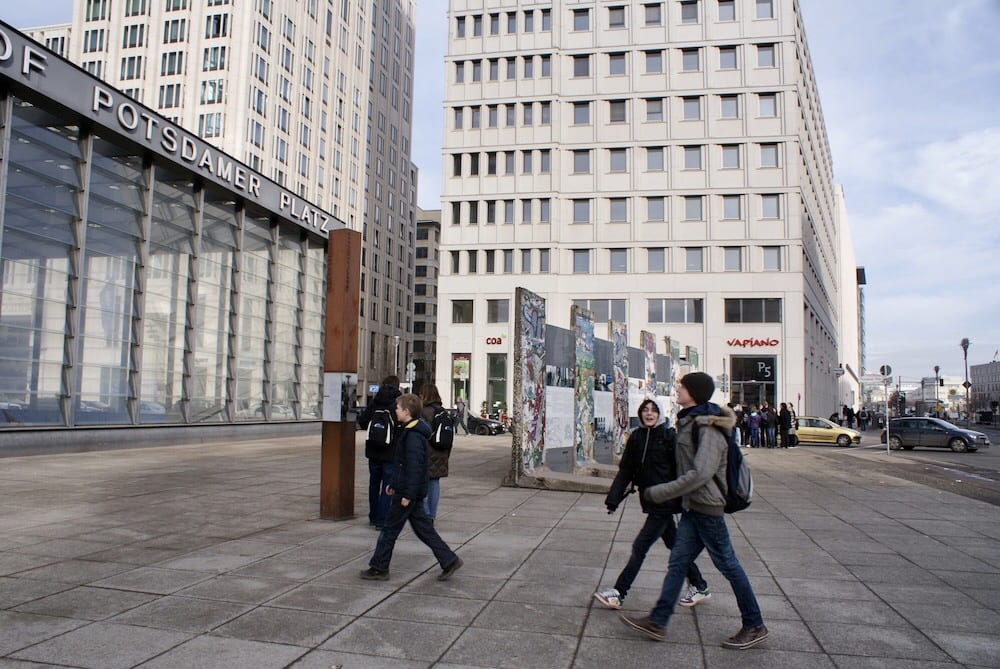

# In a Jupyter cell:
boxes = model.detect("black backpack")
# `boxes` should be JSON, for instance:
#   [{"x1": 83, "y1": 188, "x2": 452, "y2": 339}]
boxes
[
  {"x1": 694, "y1": 422, "x2": 753, "y2": 513},
  {"x1": 430, "y1": 405, "x2": 455, "y2": 450},
  {"x1": 366, "y1": 406, "x2": 395, "y2": 447}
]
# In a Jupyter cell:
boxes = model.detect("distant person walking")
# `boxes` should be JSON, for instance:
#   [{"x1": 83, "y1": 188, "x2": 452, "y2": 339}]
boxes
[
  {"x1": 593, "y1": 399, "x2": 712, "y2": 611},
  {"x1": 454, "y1": 398, "x2": 470, "y2": 435}
]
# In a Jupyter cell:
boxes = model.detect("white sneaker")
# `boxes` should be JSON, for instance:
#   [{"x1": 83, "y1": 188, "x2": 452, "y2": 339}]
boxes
[
  {"x1": 678, "y1": 585, "x2": 712, "y2": 607},
  {"x1": 593, "y1": 587, "x2": 622, "y2": 610}
]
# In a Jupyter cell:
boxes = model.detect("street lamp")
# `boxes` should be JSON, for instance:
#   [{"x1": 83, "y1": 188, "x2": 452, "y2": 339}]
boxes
[
  {"x1": 933, "y1": 364, "x2": 940, "y2": 413},
  {"x1": 960, "y1": 338, "x2": 970, "y2": 423},
  {"x1": 393, "y1": 335, "x2": 400, "y2": 378}
]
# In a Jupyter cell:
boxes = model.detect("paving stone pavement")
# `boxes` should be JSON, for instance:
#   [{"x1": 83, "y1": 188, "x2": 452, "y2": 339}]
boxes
[{"x1": 1, "y1": 432, "x2": 999, "y2": 668}]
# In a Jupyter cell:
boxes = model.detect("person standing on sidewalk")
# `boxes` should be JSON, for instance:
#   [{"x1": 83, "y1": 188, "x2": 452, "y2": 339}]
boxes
[
  {"x1": 620, "y1": 372, "x2": 768, "y2": 650},
  {"x1": 358, "y1": 376, "x2": 401, "y2": 529},
  {"x1": 778, "y1": 402, "x2": 793, "y2": 448},
  {"x1": 361, "y1": 393, "x2": 464, "y2": 581},
  {"x1": 593, "y1": 399, "x2": 712, "y2": 611},
  {"x1": 454, "y1": 397, "x2": 470, "y2": 435}
]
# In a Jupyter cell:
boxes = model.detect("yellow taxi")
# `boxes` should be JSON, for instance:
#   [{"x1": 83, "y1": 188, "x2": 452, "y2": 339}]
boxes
[{"x1": 794, "y1": 416, "x2": 863, "y2": 447}]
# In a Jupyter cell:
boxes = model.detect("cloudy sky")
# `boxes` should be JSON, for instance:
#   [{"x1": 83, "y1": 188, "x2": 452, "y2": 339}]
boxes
[{"x1": 7, "y1": 1, "x2": 999, "y2": 383}]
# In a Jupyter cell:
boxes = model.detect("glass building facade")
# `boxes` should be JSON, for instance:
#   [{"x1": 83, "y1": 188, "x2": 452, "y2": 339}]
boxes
[{"x1": 0, "y1": 24, "x2": 334, "y2": 434}]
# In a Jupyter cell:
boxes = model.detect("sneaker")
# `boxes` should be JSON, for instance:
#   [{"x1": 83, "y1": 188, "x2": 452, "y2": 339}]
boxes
[
  {"x1": 722, "y1": 624, "x2": 769, "y2": 650},
  {"x1": 678, "y1": 585, "x2": 712, "y2": 608},
  {"x1": 619, "y1": 614, "x2": 665, "y2": 642},
  {"x1": 593, "y1": 587, "x2": 622, "y2": 610},
  {"x1": 360, "y1": 567, "x2": 389, "y2": 581},
  {"x1": 438, "y1": 557, "x2": 464, "y2": 581}
]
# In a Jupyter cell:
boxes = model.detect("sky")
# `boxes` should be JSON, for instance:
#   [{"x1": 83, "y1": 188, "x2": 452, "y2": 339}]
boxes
[{"x1": 6, "y1": 1, "x2": 1000, "y2": 383}]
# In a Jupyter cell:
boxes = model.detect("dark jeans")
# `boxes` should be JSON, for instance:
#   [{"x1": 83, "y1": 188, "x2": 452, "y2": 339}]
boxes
[
  {"x1": 368, "y1": 459, "x2": 394, "y2": 526},
  {"x1": 614, "y1": 514, "x2": 707, "y2": 598},
  {"x1": 370, "y1": 495, "x2": 458, "y2": 572},
  {"x1": 456, "y1": 415, "x2": 469, "y2": 435},
  {"x1": 650, "y1": 510, "x2": 764, "y2": 630},
  {"x1": 765, "y1": 427, "x2": 776, "y2": 448},
  {"x1": 779, "y1": 428, "x2": 790, "y2": 447}
]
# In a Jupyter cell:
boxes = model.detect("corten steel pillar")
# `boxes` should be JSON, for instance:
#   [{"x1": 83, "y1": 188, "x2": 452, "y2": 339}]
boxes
[{"x1": 321, "y1": 228, "x2": 362, "y2": 519}]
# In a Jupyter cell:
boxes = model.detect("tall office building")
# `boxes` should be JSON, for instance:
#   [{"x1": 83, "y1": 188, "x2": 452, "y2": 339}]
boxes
[
  {"x1": 413, "y1": 208, "x2": 442, "y2": 393},
  {"x1": 437, "y1": 0, "x2": 855, "y2": 415},
  {"x1": 28, "y1": 0, "x2": 418, "y2": 399}
]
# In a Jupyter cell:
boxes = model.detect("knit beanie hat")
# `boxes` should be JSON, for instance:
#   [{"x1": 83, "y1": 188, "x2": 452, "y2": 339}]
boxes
[{"x1": 680, "y1": 372, "x2": 715, "y2": 405}]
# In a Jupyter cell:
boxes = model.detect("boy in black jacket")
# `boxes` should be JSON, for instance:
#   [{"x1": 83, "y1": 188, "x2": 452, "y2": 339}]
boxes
[
  {"x1": 593, "y1": 399, "x2": 711, "y2": 609},
  {"x1": 361, "y1": 394, "x2": 463, "y2": 581},
  {"x1": 358, "y1": 376, "x2": 402, "y2": 529}
]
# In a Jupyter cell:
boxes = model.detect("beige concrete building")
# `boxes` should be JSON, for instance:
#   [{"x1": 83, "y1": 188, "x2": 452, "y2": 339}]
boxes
[
  {"x1": 27, "y1": 0, "x2": 419, "y2": 400},
  {"x1": 413, "y1": 208, "x2": 442, "y2": 394},
  {"x1": 436, "y1": 0, "x2": 856, "y2": 416}
]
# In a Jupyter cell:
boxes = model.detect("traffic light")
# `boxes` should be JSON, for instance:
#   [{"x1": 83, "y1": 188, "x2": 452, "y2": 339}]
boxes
[{"x1": 940, "y1": 378, "x2": 945, "y2": 386}]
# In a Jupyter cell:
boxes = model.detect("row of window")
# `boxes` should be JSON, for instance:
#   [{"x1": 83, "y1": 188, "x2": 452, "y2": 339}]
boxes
[
  {"x1": 449, "y1": 192, "x2": 784, "y2": 226},
  {"x1": 450, "y1": 296, "x2": 782, "y2": 325},
  {"x1": 451, "y1": 143, "x2": 782, "y2": 178},
  {"x1": 452, "y1": 93, "x2": 779, "y2": 130},
  {"x1": 82, "y1": 15, "x2": 229, "y2": 51},
  {"x1": 454, "y1": 0, "x2": 775, "y2": 37},
  {"x1": 453, "y1": 44, "x2": 777, "y2": 83},
  {"x1": 447, "y1": 246, "x2": 783, "y2": 276}
]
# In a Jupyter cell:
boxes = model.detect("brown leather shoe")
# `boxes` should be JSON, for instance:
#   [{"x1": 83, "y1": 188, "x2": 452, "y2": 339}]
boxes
[
  {"x1": 619, "y1": 614, "x2": 665, "y2": 641},
  {"x1": 722, "y1": 625, "x2": 769, "y2": 649}
]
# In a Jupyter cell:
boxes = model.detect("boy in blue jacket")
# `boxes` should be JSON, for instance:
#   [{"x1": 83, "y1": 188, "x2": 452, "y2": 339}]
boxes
[{"x1": 361, "y1": 393, "x2": 463, "y2": 581}]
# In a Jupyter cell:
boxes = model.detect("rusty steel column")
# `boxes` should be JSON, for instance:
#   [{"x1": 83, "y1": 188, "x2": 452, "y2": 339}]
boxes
[{"x1": 320, "y1": 228, "x2": 362, "y2": 519}]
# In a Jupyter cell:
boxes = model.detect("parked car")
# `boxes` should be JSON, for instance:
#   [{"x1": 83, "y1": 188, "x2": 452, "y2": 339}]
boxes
[
  {"x1": 467, "y1": 414, "x2": 504, "y2": 435},
  {"x1": 880, "y1": 417, "x2": 990, "y2": 452},
  {"x1": 794, "y1": 416, "x2": 863, "y2": 447}
]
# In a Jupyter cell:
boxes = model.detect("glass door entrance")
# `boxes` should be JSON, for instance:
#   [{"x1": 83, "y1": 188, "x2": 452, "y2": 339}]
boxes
[{"x1": 730, "y1": 356, "x2": 777, "y2": 408}]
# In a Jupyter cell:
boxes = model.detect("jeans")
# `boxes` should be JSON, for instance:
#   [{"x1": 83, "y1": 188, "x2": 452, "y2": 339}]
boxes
[
  {"x1": 456, "y1": 415, "x2": 469, "y2": 435},
  {"x1": 370, "y1": 495, "x2": 458, "y2": 572},
  {"x1": 614, "y1": 514, "x2": 707, "y2": 598},
  {"x1": 368, "y1": 459, "x2": 395, "y2": 526},
  {"x1": 650, "y1": 510, "x2": 763, "y2": 630},
  {"x1": 423, "y1": 478, "x2": 441, "y2": 519},
  {"x1": 749, "y1": 427, "x2": 761, "y2": 448},
  {"x1": 766, "y1": 427, "x2": 776, "y2": 448}
]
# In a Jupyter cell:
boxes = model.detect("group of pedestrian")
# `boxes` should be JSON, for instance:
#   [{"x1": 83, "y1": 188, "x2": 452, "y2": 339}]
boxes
[
  {"x1": 731, "y1": 401, "x2": 797, "y2": 448},
  {"x1": 355, "y1": 372, "x2": 769, "y2": 651}
]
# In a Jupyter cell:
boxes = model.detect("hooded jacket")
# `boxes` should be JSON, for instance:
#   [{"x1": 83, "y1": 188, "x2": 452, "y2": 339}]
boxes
[
  {"x1": 421, "y1": 401, "x2": 452, "y2": 479},
  {"x1": 390, "y1": 418, "x2": 432, "y2": 502},
  {"x1": 606, "y1": 422, "x2": 681, "y2": 515},
  {"x1": 644, "y1": 404, "x2": 737, "y2": 516},
  {"x1": 360, "y1": 384, "x2": 401, "y2": 461}
]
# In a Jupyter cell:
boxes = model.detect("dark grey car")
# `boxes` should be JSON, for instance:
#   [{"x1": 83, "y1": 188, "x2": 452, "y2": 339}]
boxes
[{"x1": 882, "y1": 417, "x2": 991, "y2": 452}]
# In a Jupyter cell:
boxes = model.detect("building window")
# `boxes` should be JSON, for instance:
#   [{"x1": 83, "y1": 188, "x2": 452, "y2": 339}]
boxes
[
  {"x1": 573, "y1": 101, "x2": 591, "y2": 125},
  {"x1": 756, "y1": 0, "x2": 774, "y2": 20},
  {"x1": 683, "y1": 96, "x2": 701, "y2": 120},
  {"x1": 573, "y1": 249, "x2": 590, "y2": 274},
  {"x1": 719, "y1": 46, "x2": 737, "y2": 69},
  {"x1": 609, "y1": 148, "x2": 627, "y2": 173},
  {"x1": 719, "y1": 0, "x2": 736, "y2": 21},
  {"x1": 608, "y1": 6, "x2": 626, "y2": 28},
  {"x1": 574, "y1": 299, "x2": 626, "y2": 321},
  {"x1": 609, "y1": 198, "x2": 628, "y2": 222},
  {"x1": 609, "y1": 52, "x2": 626, "y2": 76},
  {"x1": 647, "y1": 196, "x2": 665, "y2": 221},
  {"x1": 540, "y1": 150, "x2": 551, "y2": 173},
  {"x1": 468, "y1": 250, "x2": 478, "y2": 273},
  {"x1": 205, "y1": 13, "x2": 229, "y2": 38},
  {"x1": 722, "y1": 195, "x2": 741, "y2": 220},
  {"x1": 763, "y1": 247, "x2": 782, "y2": 271},
  {"x1": 645, "y1": 98, "x2": 664, "y2": 121},
  {"x1": 539, "y1": 249, "x2": 550, "y2": 272},
  {"x1": 761, "y1": 194, "x2": 780, "y2": 218},
  {"x1": 125, "y1": 0, "x2": 147, "y2": 15},
  {"x1": 681, "y1": 48, "x2": 700, "y2": 72},
  {"x1": 683, "y1": 146, "x2": 702, "y2": 170},
  {"x1": 760, "y1": 143, "x2": 779, "y2": 168},
  {"x1": 685, "y1": 247, "x2": 704, "y2": 272},
  {"x1": 487, "y1": 299, "x2": 510, "y2": 323},
  {"x1": 684, "y1": 196, "x2": 703, "y2": 221},
  {"x1": 722, "y1": 144, "x2": 740, "y2": 168},
  {"x1": 120, "y1": 55, "x2": 143, "y2": 80},
  {"x1": 521, "y1": 249, "x2": 532, "y2": 273},
  {"x1": 609, "y1": 100, "x2": 627, "y2": 124},
  {"x1": 759, "y1": 93, "x2": 778, "y2": 117},
  {"x1": 724, "y1": 247, "x2": 742, "y2": 271},
  {"x1": 573, "y1": 8, "x2": 590, "y2": 31},
  {"x1": 646, "y1": 147, "x2": 665, "y2": 171},
  {"x1": 720, "y1": 94, "x2": 739, "y2": 119},
  {"x1": 644, "y1": 50, "x2": 663, "y2": 73},
  {"x1": 540, "y1": 198, "x2": 551, "y2": 222},
  {"x1": 573, "y1": 55, "x2": 591, "y2": 77},
  {"x1": 161, "y1": 51, "x2": 184, "y2": 75},
  {"x1": 158, "y1": 83, "x2": 182, "y2": 108},
  {"x1": 524, "y1": 10, "x2": 535, "y2": 31},
  {"x1": 163, "y1": 18, "x2": 187, "y2": 43},
  {"x1": 507, "y1": 12, "x2": 517, "y2": 33},
  {"x1": 452, "y1": 300, "x2": 474, "y2": 324},
  {"x1": 490, "y1": 13, "x2": 500, "y2": 34},
  {"x1": 456, "y1": 16, "x2": 466, "y2": 37},
  {"x1": 644, "y1": 3, "x2": 662, "y2": 26},
  {"x1": 610, "y1": 249, "x2": 628, "y2": 273},
  {"x1": 647, "y1": 248, "x2": 665, "y2": 272},
  {"x1": 198, "y1": 112, "x2": 223, "y2": 137},
  {"x1": 489, "y1": 59, "x2": 499, "y2": 81},
  {"x1": 648, "y1": 298, "x2": 704, "y2": 323},
  {"x1": 680, "y1": 0, "x2": 699, "y2": 24},
  {"x1": 573, "y1": 150, "x2": 591, "y2": 174},
  {"x1": 122, "y1": 23, "x2": 145, "y2": 48},
  {"x1": 541, "y1": 54, "x2": 552, "y2": 76},
  {"x1": 573, "y1": 199, "x2": 591, "y2": 224},
  {"x1": 523, "y1": 56, "x2": 534, "y2": 78},
  {"x1": 541, "y1": 8, "x2": 552, "y2": 30},
  {"x1": 757, "y1": 44, "x2": 776, "y2": 68},
  {"x1": 725, "y1": 298, "x2": 782, "y2": 323},
  {"x1": 504, "y1": 249, "x2": 514, "y2": 273},
  {"x1": 473, "y1": 15, "x2": 482, "y2": 36},
  {"x1": 450, "y1": 251, "x2": 460, "y2": 273}
]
